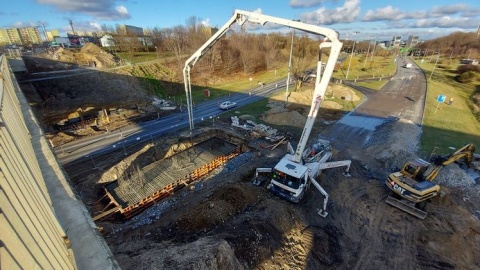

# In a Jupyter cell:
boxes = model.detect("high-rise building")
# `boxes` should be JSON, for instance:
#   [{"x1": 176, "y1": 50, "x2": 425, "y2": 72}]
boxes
[
  {"x1": 391, "y1": 36, "x2": 402, "y2": 48},
  {"x1": 406, "y1": 35, "x2": 419, "y2": 48},
  {"x1": 118, "y1": 24, "x2": 144, "y2": 36},
  {"x1": 0, "y1": 27, "x2": 42, "y2": 45}
]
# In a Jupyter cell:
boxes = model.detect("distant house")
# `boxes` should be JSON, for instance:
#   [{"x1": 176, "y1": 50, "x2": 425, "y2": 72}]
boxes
[
  {"x1": 100, "y1": 35, "x2": 115, "y2": 47},
  {"x1": 100, "y1": 34, "x2": 153, "y2": 48}
]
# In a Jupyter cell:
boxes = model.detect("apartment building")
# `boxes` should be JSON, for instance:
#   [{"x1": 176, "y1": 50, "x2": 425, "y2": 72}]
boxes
[
  {"x1": 0, "y1": 27, "x2": 42, "y2": 45},
  {"x1": 406, "y1": 35, "x2": 419, "y2": 48}
]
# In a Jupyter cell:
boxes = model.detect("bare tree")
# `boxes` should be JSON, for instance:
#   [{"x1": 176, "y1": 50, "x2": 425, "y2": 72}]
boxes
[
  {"x1": 291, "y1": 35, "x2": 318, "y2": 90},
  {"x1": 147, "y1": 27, "x2": 165, "y2": 51},
  {"x1": 162, "y1": 26, "x2": 187, "y2": 80},
  {"x1": 263, "y1": 33, "x2": 284, "y2": 70}
]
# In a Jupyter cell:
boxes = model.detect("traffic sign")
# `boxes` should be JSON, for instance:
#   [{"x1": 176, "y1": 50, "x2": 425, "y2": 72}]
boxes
[
  {"x1": 435, "y1": 95, "x2": 446, "y2": 114},
  {"x1": 437, "y1": 95, "x2": 446, "y2": 103}
]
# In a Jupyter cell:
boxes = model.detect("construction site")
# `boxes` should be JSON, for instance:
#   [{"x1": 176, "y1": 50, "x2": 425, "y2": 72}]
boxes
[{"x1": 3, "y1": 11, "x2": 480, "y2": 270}]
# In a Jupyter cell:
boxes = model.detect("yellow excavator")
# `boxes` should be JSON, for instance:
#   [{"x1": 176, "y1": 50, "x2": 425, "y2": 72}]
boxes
[{"x1": 385, "y1": 143, "x2": 475, "y2": 219}]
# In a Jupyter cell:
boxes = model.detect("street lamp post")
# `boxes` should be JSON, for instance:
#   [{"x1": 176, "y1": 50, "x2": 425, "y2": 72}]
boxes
[
  {"x1": 370, "y1": 41, "x2": 376, "y2": 61},
  {"x1": 364, "y1": 40, "x2": 372, "y2": 67},
  {"x1": 429, "y1": 53, "x2": 440, "y2": 80},
  {"x1": 285, "y1": 20, "x2": 300, "y2": 104},
  {"x1": 346, "y1": 41, "x2": 357, "y2": 79}
]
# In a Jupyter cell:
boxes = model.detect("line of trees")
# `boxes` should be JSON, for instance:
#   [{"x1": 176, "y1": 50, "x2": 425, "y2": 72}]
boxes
[{"x1": 101, "y1": 17, "x2": 337, "y2": 88}]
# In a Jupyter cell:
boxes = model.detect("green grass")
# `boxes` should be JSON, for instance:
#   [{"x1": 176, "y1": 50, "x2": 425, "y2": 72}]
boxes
[
  {"x1": 117, "y1": 52, "x2": 174, "y2": 64},
  {"x1": 414, "y1": 57, "x2": 480, "y2": 157},
  {"x1": 353, "y1": 79, "x2": 389, "y2": 90},
  {"x1": 337, "y1": 55, "x2": 397, "y2": 80},
  {"x1": 188, "y1": 66, "x2": 295, "y2": 104},
  {"x1": 218, "y1": 98, "x2": 270, "y2": 120}
]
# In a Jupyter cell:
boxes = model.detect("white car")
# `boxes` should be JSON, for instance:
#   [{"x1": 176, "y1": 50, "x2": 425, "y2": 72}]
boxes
[{"x1": 219, "y1": 101, "x2": 237, "y2": 110}]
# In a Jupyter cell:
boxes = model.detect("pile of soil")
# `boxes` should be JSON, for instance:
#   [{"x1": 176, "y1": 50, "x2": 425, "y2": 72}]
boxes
[
  {"x1": 31, "y1": 50, "x2": 477, "y2": 268},
  {"x1": 20, "y1": 43, "x2": 156, "y2": 136},
  {"x1": 88, "y1": 114, "x2": 479, "y2": 269},
  {"x1": 261, "y1": 84, "x2": 355, "y2": 128}
]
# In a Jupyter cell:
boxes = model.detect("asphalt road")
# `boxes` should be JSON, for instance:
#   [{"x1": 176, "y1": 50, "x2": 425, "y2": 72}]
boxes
[
  {"x1": 322, "y1": 56, "x2": 427, "y2": 154},
  {"x1": 56, "y1": 56, "x2": 427, "y2": 165},
  {"x1": 55, "y1": 78, "x2": 291, "y2": 165}
]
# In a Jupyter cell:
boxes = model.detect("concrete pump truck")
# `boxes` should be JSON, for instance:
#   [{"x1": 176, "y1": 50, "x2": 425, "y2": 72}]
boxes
[
  {"x1": 181, "y1": 10, "x2": 351, "y2": 218},
  {"x1": 248, "y1": 15, "x2": 352, "y2": 217}
]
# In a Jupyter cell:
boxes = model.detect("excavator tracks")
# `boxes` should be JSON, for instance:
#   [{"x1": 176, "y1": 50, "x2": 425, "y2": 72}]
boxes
[{"x1": 385, "y1": 195, "x2": 427, "y2": 219}]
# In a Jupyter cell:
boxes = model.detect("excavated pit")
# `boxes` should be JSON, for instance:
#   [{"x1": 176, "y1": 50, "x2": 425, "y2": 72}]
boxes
[{"x1": 95, "y1": 129, "x2": 250, "y2": 220}]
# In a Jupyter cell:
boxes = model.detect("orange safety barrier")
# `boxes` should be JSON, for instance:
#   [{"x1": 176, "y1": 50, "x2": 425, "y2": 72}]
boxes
[{"x1": 111, "y1": 146, "x2": 241, "y2": 219}]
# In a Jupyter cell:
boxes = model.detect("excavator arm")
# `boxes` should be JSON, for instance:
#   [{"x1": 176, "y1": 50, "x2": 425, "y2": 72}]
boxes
[
  {"x1": 425, "y1": 143, "x2": 475, "y2": 181},
  {"x1": 183, "y1": 9, "x2": 342, "y2": 131}
]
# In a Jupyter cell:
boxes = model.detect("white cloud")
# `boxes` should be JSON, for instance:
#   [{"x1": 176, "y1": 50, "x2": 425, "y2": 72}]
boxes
[
  {"x1": 89, "y1": 21, "x2": 101, "y2": 30},
  {"x1": 363, "y1": 6, "x2": 425, "y2": 21},
  {"x1": 363, "y1": 3, "x2": 479, "y2": 23},
  {"x1": 36, "y1": 0, "x2": 131, "y2": 21},
  {"x1": 413, "y1": 17, "x2": 478, "y2": 29},
  {"x1": 300, "y1": 0, "x2": 361, "y2": 25},
  {"x1": 462, "y1": 8, "x2": 480, "y2": 17},
  {"x1": 430, "y1": 4, "x2": 468, "y2": 16},
  {"x1": 200, "y1": 18, "x2": 210, "y2": 27},
  {"x1": 289, "y1": 0, "x2": 327, "y2": 8},
  {"x1": 115, "y1": 5, "x2": 129, "y2": 16}
]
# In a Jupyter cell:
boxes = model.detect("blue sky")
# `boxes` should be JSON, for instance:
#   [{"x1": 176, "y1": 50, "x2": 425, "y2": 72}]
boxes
[{"x1": 1, "y1": 0, "x2": 479, "y2": 40}]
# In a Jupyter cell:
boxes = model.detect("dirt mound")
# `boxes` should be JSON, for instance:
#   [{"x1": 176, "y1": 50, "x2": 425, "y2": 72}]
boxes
[
  {"x1": 326, "y1": 84, "x2": 360, "y2": 101},
  {"x1": 53, "y1": 43, "x2": 117, "y2": 68},
  {"x1": 263, "y1": 110, "x2": 306, "y2": 128},
  {"x1": 262, "y1": 84, "x2": 355, "y2": 128},
  {"x1": 176, "y1": 184, "x2": 261, "y2": 231},
  {"x1": 21, "y1": 43, "x2": 152, "y2": 125},
  {"x1": 114, "y1": 237, "x2": 244, "y2": 270}
]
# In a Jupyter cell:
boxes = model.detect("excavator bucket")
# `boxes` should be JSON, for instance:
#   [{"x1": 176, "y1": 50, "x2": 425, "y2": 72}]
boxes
[{"x1": 385, "y1": 195, "x2": 427, "y2": 219}]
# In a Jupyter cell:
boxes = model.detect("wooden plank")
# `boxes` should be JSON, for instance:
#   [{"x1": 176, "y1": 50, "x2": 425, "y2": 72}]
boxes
[{"x1": 92, "y1": 206, "x2": 120, "y2": 221}]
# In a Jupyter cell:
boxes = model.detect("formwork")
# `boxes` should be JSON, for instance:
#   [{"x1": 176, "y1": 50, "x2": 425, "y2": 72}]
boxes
[{"x1": 100, "y1": 137, "x2": 240, "y2": 219}]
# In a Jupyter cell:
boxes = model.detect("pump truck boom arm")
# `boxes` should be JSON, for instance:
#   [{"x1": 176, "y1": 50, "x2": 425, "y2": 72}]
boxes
[
  {"x1": 292, "y1": 39, "x2": 341, "y2": 163},
  {"x1": 183, "y1": 9, "x2": 342, "y2": 131}
]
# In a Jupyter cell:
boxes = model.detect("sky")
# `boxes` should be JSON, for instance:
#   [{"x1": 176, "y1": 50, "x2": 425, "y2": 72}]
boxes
[{"x1": 1, "y1": 0, "x2": 479, "y2": 41}]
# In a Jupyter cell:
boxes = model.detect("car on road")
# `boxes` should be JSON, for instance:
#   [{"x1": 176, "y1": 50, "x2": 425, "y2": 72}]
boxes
[{"x1": 219, "y1": 101, "x2": 237, "y2": 110}]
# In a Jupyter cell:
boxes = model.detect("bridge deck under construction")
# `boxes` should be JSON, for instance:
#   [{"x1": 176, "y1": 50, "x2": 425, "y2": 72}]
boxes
[{"x1": 101, "y1": 137, "x2": 240, "y2": 219}]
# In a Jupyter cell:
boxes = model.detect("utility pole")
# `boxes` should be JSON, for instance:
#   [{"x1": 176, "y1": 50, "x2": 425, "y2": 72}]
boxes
[
  {"x1": 429, "y1": 53, "x2": 440, "y2": 80},
  {"x1": 285, "y1": 19, "x2": 300, "y2": 105},
  {"x1": 370, "y1": 41, "x2": 376, "y2": 61},
  {"x1": 69, "y1": 19, "x2": 76, "y2": 35},
  {"x1": 346, "y1": 41, "x2": 357, "y2": 79},
  {"x1": 364, "y1": 40, "x2": 371, "y2": 67},
  {"x1": 37, "y1": 21, "x2": 48, "y2": 41}
]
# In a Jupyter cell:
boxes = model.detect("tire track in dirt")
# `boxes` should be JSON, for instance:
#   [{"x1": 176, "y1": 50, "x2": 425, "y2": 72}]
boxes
[
  {"x1": 321, "y1": 159, "x2": 418, "y2": 269},
  {"x1": 350, "y1": 188, "x2": 417, "y2": 270}
]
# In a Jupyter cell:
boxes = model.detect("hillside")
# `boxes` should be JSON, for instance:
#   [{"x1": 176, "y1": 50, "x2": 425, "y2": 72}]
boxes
[
  {"x1": 19, "y1": 44, "x2": 181, "y2": 139},
  {"x1": 415, "y1": 31, "x2": 480, "y2": 56}
]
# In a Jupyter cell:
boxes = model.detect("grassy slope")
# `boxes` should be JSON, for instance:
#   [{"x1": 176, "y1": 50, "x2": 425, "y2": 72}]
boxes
[
  {"x1": 118, "y1": 52, "x2": 480, "y2": 157},
  {"x1": 415, "y1": 58, "x2": 480, "y2": 156}
]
